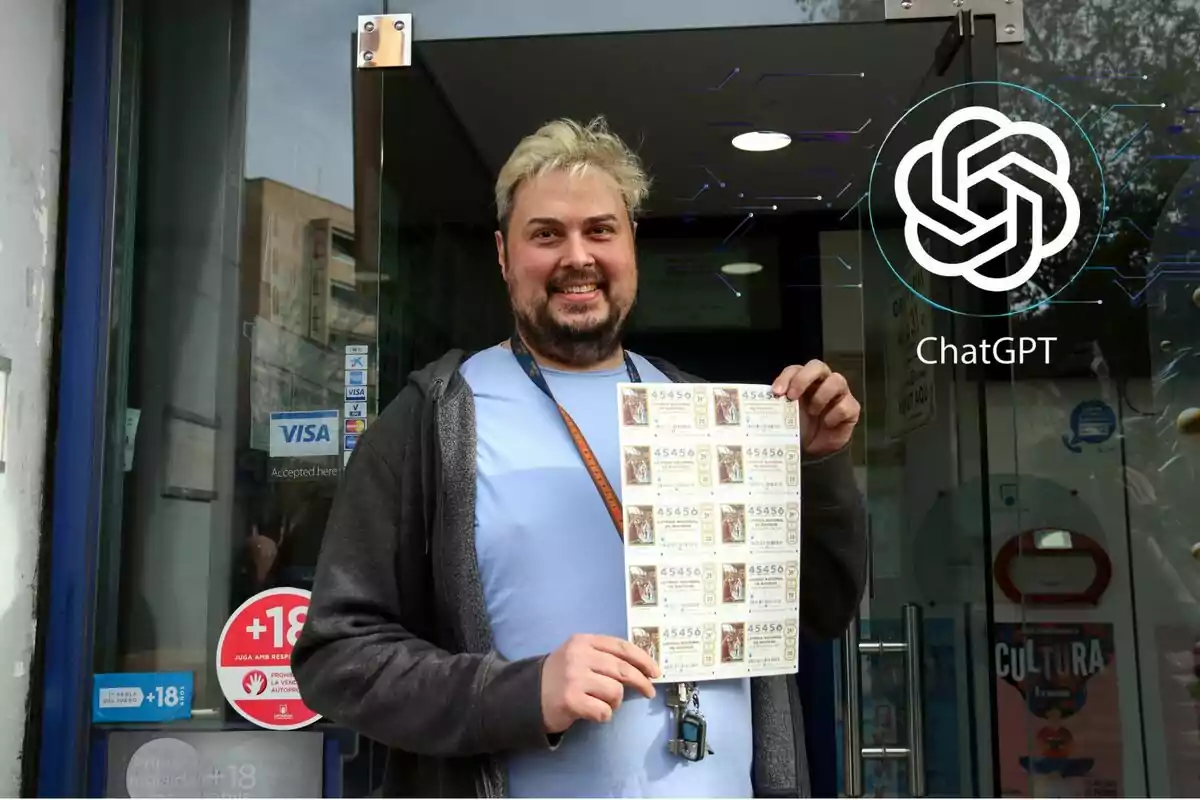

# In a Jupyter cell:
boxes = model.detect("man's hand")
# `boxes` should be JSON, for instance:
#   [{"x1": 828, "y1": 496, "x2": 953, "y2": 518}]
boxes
[
  {"x1": 772, "y1": 360, "x2": 861, "y2": 456},
  {"x1": 247, "y1": 523, "x2": 282, "y2": 585},
  {"x1": 541, "y1": 634, "x2": 660, "y2": 734}
]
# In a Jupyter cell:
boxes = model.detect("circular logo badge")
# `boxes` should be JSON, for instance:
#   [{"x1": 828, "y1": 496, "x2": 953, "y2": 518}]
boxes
[
  {"x1": 869, "y1": 81, "x2": 1106, "y2": 317},
  {"x1": 216, "y1": 586, "x2": 320, "y2": 731},
  {"x1": 242, "y1": 669, "x2": 269, "y2": 696},
  {"x1": 125, "y1": 738, "x2": 203, "y2": 798}
]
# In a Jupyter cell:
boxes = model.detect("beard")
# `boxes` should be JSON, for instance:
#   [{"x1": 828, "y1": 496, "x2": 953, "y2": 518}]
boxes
[{"x1": 511, "y1": 268, "x2": 632, "y2": 368}]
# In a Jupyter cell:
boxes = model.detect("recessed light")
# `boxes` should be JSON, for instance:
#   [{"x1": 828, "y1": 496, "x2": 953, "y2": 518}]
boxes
[
  {"x1": 731, "y1": 131, "x2": 791, "y2": 152},
  {"x1": 721, "y1": 262, "x2": 764, "y2": 276}
]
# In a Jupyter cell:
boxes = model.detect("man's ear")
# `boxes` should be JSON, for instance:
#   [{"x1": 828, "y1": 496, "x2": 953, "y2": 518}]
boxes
[{"x1": 495, "y1": 230, "x2": 507, "y2": 279}]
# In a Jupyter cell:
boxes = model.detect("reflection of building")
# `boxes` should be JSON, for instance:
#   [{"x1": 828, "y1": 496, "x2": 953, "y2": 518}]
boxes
[
  {"x1": 242, "y1": 178, "x2": 375, "y2": 343},
  {"x1": 240, "y1": 178, "x2": 378, "y2": 452}
]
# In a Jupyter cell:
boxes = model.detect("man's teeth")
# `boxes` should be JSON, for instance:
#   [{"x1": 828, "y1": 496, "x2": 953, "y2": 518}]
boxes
[{"x1": 561, "y1": 284, "x2": 597, "y2": 294}]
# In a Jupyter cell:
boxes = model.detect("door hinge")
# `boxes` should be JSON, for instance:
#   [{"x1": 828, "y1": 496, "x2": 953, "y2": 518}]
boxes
[
  {"x1": 885, "y1": 0, "x2": 1024, "y2": 44},
  {"x1": 357, "y1": 13, "x2": 412, "y2": 69}
]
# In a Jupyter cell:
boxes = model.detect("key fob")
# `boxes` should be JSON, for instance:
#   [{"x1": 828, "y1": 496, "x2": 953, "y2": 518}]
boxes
[{"x1": 677, "y1": 710, "x2": 709, "y2": 762}]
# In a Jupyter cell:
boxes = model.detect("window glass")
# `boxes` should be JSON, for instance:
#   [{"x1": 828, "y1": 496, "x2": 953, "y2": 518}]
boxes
[
  {"x1": 94, "y1": 0, "x2": 386, "y2": 725},
  {"x1": 91, "y1": 2, "x2": 1200, "y2": 798}
]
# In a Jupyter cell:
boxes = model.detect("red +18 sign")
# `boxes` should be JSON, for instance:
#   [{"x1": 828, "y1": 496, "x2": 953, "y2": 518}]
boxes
[{"x1": 216, "y1": 587, "x2": 320, "y2": 730}]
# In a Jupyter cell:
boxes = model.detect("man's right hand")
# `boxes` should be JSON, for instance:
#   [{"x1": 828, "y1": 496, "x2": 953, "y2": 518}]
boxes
[{"x1": 540, "y1": 634, "x2": 661, "y2": 734}]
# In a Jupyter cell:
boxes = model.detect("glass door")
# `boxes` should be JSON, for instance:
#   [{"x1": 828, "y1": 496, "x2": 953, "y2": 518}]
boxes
[
  {"x1": 355, "y1": 4, "x2": 1200, "y2": 797},
  {"x1": 64, "y1": 0, "x2": 1198, "y2": 797},
  {"x1": 841, "y1": 12, "x2": 1002, "y2": 798},
  {"x1": 987, "y1": 0, "x2": 1200, "y2": 796},
  {"x1": 85, "y1": 1, "x2": 392, "y2": 796},
  {"x1": 359, "y1": 11, "x2": 1000, "y2": 799}
]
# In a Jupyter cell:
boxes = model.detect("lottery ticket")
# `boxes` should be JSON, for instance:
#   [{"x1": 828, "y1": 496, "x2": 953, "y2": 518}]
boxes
[
  {"x1": 716, "y1": 558, "x2": 801, "y2": 611},
  {"x1": 631, "y1": 622, "x2": 718, "y2": 680},
  {"x1": 622, "y1": 443, "x2": 712, "y2": 496},
  {"x1": 627, "y1": 560, "x2": 719, "y2": 614},
  {"x1": 619, "y1": 384, "x2": 710, "y2": 434},
  {"x1": 625, "y1": 503, "x2": 717, "y2": 553},
  {"x1": 717, "y1": 502, "x2": 800, "y2": 551},
  {"x1": 711, "y1": 385, "x2": 802, "y2": 437},
  {"x1": 713, "y1": 441, "x2": 801, "y2": 495},
  {"x1": 729, "y1": 617, "x2": 800, "y2": 675},
  {"x1": 618, "y1": 382, "x2": 802, "y2": 682}
]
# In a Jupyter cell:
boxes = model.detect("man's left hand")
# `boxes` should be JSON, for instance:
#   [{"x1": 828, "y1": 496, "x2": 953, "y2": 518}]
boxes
[{"x1": 771, "y1": 360, "x2": 861, "y2": 456}]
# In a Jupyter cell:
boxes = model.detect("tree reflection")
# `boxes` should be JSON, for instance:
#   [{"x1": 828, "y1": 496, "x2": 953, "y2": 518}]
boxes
[{"x1": 845, "y1": 0, "x2": 1200, "y2": 618}]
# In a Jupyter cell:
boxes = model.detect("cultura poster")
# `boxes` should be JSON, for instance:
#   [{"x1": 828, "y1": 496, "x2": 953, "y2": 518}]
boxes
[
  {"x1": 994, "y1": 623, "x2": 1120, "y2": 798},
  {"x1": 1155, "y1": 626, "x2": 1200, "y2": 796}
]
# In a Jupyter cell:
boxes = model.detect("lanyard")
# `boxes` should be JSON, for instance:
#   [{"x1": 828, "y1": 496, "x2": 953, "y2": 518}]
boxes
[
  {"x1": 509, "y1": 334, "x2": 640, "y2": 537},
  {"x1": 509, "y1": 334, "x2": 709, "y2": 760}
]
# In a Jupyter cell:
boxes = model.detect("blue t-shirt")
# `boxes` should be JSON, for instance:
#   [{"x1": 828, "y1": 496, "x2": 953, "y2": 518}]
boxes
[{"x1": 461, "y1": 345, "x2": 753, "y2": 798}]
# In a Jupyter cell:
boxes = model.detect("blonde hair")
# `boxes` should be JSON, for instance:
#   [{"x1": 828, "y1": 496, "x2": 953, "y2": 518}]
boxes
[{"x1": 495, "y1": 116, "x2": 651, "y2": 229}]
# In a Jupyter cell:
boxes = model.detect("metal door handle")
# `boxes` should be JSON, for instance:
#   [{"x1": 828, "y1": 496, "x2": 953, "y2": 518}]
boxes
[
  {"x1": 903, "y1": 605, "x2": 927, "y2": 798},
  {"x1": 841, "y1": 604, "x2": 927, "y2": 797}
]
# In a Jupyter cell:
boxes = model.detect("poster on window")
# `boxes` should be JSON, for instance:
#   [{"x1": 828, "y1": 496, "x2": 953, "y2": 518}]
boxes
[
  {"x1": 1155, "y1": 626, "x2": 1200, "y2": 796},
  {"x1": 994, "y1": 623, "x2": 1121, "y2": 798},
  {"x1": 617, "y1": 383, "x2": 802, "y2": 683},
  {"x1": 885, "y1": 260, "x2": 935, "y2": 439}
]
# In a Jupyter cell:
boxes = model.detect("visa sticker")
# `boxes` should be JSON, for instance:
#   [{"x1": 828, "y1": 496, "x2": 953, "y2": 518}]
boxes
[{"x1": 269, "y1": 410, "x2": 339, "y2": 458}]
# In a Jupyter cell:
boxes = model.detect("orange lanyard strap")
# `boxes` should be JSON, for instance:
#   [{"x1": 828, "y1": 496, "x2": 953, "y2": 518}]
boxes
[
  {"x1": 512, "y1": 336, "x2": 702, "y2": 716},
  {"x1": 509, "y1": 334, "x2": 640, "y2": 538}
]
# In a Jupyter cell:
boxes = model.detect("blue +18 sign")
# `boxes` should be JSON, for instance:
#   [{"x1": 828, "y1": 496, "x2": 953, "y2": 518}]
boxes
[{"x1": 93, "y1": 672, "x2": 194, "y2": 723}]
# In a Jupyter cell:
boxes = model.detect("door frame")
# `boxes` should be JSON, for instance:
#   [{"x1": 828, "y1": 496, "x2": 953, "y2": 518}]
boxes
[{"x1": 33, "y1": 0, "x2": 120, "y2": 794}]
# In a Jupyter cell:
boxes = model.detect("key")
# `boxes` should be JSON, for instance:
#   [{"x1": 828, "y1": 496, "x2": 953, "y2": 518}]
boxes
[
  {"x1": 665, "y1": 682, "x2": 689, "y2": 758},
  {"x1": 665, "y1": 682, "x2": 691, "y2": 709}
]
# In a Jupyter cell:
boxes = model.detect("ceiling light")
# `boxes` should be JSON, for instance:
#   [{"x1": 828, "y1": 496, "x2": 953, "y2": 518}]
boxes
[
  {"x1": 721, "y1": 262, "x2": 763, "y2": 276},
  {"x1": 731, "y1": 131, "x2": 791, "y2": 152}
]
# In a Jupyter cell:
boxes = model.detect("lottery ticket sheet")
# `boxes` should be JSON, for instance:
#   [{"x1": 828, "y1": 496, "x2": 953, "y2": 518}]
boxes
[{"x1": 618, "y1": 383, "x2": 802, "y2": 683}]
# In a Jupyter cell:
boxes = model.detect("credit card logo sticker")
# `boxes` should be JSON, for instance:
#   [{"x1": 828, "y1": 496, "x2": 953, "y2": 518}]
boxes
[
  {"x1": 345, "y1": 402, "x2": 366, "y2": 418},
  {"x1": 346, "y1": 370, "x2": 367, "y2": 386},
  {"x1": 345, "y1": 418, "x2": 366, "y2": 435},
  {"x1": 269, "y1": 410, "x2": 340, "y2": 458},
  {"x1": 345, "y1": 386, "x2": 367, "y2": 401}
]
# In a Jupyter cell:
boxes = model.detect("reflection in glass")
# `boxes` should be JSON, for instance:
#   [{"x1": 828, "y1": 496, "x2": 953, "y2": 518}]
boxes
[
  {"x1": 95, "y1": 0, "x2": 385, "y2": 719},
  {"x1": 88, "y1": 1, "x2": 1200, "y2": 797}
]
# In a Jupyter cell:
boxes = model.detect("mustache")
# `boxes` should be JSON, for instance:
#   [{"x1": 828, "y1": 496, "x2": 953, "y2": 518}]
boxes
[{"x1": 546, "y1": 267, "x2": 607, "y2": 291}]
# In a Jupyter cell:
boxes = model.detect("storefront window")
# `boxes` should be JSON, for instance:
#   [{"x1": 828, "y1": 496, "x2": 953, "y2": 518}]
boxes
[
  {"x1": 94, "y1": 0, "x2": 385, "y2": 725},
  {"x1": 86, "y1": 0, "x2": 1200, "y2": 796}
]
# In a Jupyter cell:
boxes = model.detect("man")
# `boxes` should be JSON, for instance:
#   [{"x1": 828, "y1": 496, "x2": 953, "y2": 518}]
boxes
[{"x1": 293, "y1": 117, "x2": 867, "y2": 798}]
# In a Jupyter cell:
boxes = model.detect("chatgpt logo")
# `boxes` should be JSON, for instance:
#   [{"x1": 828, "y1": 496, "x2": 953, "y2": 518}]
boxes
[{"x1": 869, "y1": 82, "x2": 1105, "y2": 316}]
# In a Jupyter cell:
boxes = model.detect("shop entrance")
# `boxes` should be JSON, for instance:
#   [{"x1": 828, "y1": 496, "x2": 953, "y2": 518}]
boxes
[
  {"x1": 358, "y1": 13, "x2": 1002, "y2": 798},
  {"x1": 39, "y1": 1, "x2": 1200, "y2": 797}
]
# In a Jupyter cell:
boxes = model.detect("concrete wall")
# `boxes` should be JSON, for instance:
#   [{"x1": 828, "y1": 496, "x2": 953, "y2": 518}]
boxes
[{"x1": 0, "y1": 0, "x2": 65, "y2": 793}]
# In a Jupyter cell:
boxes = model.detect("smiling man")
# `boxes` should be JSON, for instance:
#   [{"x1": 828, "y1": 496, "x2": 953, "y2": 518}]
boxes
[{"x1": 293, "y1": 117, "x2": 867, "y2": 798}]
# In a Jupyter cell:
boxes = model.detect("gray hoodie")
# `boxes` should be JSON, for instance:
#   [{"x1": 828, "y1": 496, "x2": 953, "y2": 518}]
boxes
[{"x1": 293, "y1": 349, "x2": 867, "y2": 798}]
